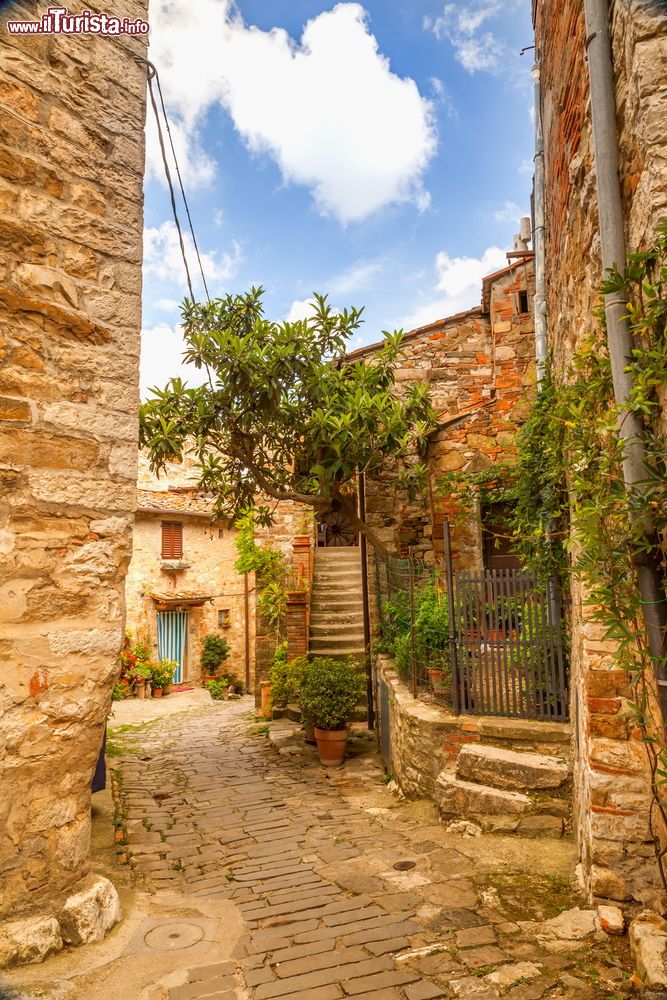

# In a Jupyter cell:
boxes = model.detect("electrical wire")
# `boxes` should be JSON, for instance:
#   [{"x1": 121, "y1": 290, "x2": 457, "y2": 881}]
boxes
[{"x1": 137, "y1": 58, "x2": 210, "y2": 303}]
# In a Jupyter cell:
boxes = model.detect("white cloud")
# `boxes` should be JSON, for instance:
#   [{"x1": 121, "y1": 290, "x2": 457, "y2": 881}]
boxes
[
  {"x1": 148, "y1": 0, "x2": 437, "y2": 222},
  {"x1": 493, "y1": 200, "x2": 523, "y2": 223},
  {"x1": 143, "y1": 220, "x2": 242, "y2": 294},
  {"x1": 425, "y1": 2, "x2": 506, "y2": 74},
  {"x1": 329, "y1": 259, "x2": 383, "y2": 296},
  {"x1": 285, "y1": 298, "x2": 318, "y2": 323},
  {"x1": 140, "y1": 322, "x2": 208, "y2": 397},
  {"x1": 399, "y1": 245, "x2": 508, "y2": 330},
  {"x1": 518, "y1": 157, "x2": 533, "y2": 175},
  {"x1": 155, "y1": 297, "x2": 180, "y2": 311}
]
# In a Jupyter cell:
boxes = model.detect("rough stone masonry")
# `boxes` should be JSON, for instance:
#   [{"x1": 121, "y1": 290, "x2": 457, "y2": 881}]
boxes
[{"x1": 0, "y1": 0, "x2": 148, "y2": 966}]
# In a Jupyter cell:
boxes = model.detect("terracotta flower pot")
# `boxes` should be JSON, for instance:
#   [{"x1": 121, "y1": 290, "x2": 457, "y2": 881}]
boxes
[
  {"x1": 163, "y1": 684, "x2": 173, "y2": 696},
  {"x1": 260, "y1": 681, "x2": 272, "y2": 719},
  {"x1": 152, "y1": 687, "x2": 163, "y2": 698},
  {"x1": 314, "y1": 727, "x2": 349, "y2": 768}
]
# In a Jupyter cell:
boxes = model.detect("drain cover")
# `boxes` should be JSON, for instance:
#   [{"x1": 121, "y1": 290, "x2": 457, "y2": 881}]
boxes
[
  {"x1": 393, "y1": 860, "x2": 416, "y2": 871},
  {"x1": 144, "y1": 921, "x2": 205, "y2": 951}
]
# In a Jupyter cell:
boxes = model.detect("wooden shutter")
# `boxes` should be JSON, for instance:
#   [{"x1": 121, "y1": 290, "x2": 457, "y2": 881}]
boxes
[{"x1": 161, "y1": 521, "x2": 183, "y2": 559}]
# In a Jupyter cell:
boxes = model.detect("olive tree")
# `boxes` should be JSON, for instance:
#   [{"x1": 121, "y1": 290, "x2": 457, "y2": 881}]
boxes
[{"x1": 139, "y1": 288, "x2": 436, "y2": 552}]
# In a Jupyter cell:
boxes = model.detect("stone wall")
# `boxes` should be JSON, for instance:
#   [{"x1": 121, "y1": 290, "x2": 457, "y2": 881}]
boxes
[
  {"x1": 534, "y1": 0, "x2": 667, "y2": 905},
  {"x1": 379, "y1": 656, "x2": 571, "y2": 799},
  {"x1": 0, "y1": 0, "x2": 147, "y2": 963},
  {"x1": 355, "y1": 262, "x2": 535, "y2": 568}
]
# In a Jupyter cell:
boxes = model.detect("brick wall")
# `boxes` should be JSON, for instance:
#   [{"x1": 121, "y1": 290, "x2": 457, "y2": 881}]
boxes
[
  {"x1": 534, "y1": 0, "x2": 667, "y2": 905},
  {"x1": 0, "y1": 0, "x2": 147, "y2": 947},
  {"x1": 359, "y1": 262, "x2": 535, "y2": 568}
]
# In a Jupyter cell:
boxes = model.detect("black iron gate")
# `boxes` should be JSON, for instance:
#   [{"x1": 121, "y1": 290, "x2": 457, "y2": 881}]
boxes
[{"x1": 449, "y1": 569, "x2": 568, "y2": 720}]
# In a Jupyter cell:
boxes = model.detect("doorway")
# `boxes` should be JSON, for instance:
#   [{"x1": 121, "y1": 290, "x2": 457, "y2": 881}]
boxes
[{"x1": 157, "y1": 610, "x2": 188, "y2": 683}]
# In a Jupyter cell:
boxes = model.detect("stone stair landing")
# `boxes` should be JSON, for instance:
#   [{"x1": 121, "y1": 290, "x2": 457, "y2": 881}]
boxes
[{"x1": 435, "y1": 742, "x2": 571, "y2": 838}]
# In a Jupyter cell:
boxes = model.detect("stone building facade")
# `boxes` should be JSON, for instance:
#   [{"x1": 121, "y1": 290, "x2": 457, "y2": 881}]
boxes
[
  {"x1": 126, "y1": 452, "x2": 309, "y2": 702},
  {"x1": 0, "y1": 1, "x2": 148, "y2": 965},
  {"x1": 125, "y1": 454, "x2": 255, "y2": 690},
  {"x1": 534, "y1": 0, "x2": 667, "y2": 904},
  {"x1": 351, "y1": 260, "x2": 536, "y2": 569}
]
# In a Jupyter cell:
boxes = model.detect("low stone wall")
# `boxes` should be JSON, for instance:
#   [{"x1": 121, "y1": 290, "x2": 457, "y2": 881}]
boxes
[{"x1": 378, "y1": 656, "x2": 572, "y2": 801}]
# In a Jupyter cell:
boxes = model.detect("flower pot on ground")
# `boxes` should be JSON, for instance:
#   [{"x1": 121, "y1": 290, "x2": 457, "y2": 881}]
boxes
[
  {"x1": 136, "y1": 682, "x2": 146, "y2": 700},
  {"x1": 150, "y1": 659, "x2": 176, "y2": 696},
  {"x1": 200, "y1": 633, "x2": 229, "y2": 679},
  {"x1": 152, "y1": 687, "x2": 163, "y2": 698},
  {"x1": 299, "y1": 657, "x2": 366, "y2": 768}
]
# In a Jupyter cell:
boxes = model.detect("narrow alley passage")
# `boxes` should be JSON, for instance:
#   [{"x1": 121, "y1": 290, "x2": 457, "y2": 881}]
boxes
[{"x1": 4, "y1": 699, "x2": 635, "y2": 1000}]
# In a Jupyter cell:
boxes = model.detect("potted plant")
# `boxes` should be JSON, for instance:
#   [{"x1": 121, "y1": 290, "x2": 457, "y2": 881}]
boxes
[
  {"x1": 150, "y1": 660, "x2": 175, "y2": 697},
  {"x1": 129, "y1": 661, "x2": 152, "y2": 699},
  {"x1": 299, "y1": 657, "x2": 366, "y2": 768},
  {"x1": 200, "y1": 633, "x2": 229, "y2": 681}
]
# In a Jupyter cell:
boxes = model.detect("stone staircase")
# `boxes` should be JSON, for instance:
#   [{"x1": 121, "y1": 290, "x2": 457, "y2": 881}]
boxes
[
  {"x1": 309, "y1": 547, "x2": 365, "y2": 661},
  {"x1": 435, "y1": 742, "x2": 571, "y2": 837}
]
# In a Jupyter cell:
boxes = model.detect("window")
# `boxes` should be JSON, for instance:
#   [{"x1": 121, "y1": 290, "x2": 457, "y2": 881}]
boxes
[
  {"x1": 218, "y1": 609, "x2": 231, "y2": 628},
  {"x1": 519, "y1": 290, "x2": 529, "y2": 314},
  {"x1": 161, "y1": 521, "x2": 183, "y2": 559}
]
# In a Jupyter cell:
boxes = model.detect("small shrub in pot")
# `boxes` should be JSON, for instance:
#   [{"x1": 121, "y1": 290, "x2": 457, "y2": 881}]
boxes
[
  {"x1": 201, "y1": 634, "x2": 229, "y2": 678},
  {"x1": 299, "y1": 657, "x2": 365, "y2": 767}
]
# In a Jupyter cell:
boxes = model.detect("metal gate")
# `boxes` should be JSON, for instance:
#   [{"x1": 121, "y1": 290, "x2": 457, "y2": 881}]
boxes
[{"x1": 450, "y1": 570, "x2": 567, "y2": 720}]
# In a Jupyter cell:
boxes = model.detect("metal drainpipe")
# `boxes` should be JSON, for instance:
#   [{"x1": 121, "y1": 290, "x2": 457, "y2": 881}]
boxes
[
  {"x1": 532, "y1": 60, "x2": 548, "y2": 383},
  {"x1": 583, "y1": 0, "x2": 667, "y2": 718}
]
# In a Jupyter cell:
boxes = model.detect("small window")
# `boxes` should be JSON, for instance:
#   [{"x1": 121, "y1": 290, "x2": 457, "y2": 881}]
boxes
[
  {"x1": 218, "y1": 609, "x2": 231, "y2": 628},
  {"x1": 519, "y1": 290, "x2": 529, "y2": 314},
  {"x1": 161, "y1": 521, "x2": 183, "y2": 559}
]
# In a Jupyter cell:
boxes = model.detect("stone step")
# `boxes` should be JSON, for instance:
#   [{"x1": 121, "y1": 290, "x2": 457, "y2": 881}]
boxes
[
  {"x1": 314, "y1": 548, "x2": 361, "y2": 559},
  {"x1": 309, "y1": 623, "x2": 364, "y2": 638},
  {"x1": 309, "y1": 644, "x2": 366, "y2": 657},
  {"x1": 312, "y1": 572, "x2": 363, "y2": 585},
  {"x1": 310, "y1": 602, "x2": 364, "y2": 625},
  {"x1": 456, "y1": 744, "x2": 569, "y2": 791},
  {"x1": 435, "y1": 772, "x2": 531, "y2": 817}
]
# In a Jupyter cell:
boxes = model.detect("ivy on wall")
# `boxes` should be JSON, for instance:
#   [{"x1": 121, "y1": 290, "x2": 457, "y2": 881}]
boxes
[
  {"x1": 234, "y1": 509, "x2": 290, "y2": 638},
  {"x1": 437, "y1": 222, "x2": 667, "y2": 887}
]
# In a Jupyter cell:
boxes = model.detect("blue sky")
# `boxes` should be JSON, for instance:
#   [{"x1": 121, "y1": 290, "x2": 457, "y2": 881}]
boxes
[{"x1": 141, "y1": 0, "x2": 535, "y2": 395}]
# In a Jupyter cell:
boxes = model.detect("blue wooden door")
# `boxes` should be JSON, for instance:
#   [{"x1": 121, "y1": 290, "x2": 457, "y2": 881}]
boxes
[{"x1": 156, "y1": 611, "x2": 187, "y2": 684}]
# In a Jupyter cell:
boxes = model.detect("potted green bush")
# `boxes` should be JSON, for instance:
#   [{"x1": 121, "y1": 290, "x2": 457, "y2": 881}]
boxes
[
  {"x1": 150, "y1": 659, "x2": 175, "y2": 697},
  {"x1": 299, "y1": 657, "x2": 365, "y2": 768},
  {"x1": 269, "y1": 646, "x2": 307, "y2": 712},
  {"x1": 201, "y1": 633, "x2": 229, "y2": 681}
]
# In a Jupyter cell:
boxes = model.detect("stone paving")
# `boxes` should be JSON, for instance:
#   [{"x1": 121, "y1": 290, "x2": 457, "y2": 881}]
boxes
[{"x1": 102, "y1": 697, "x2": 636, "y2": 1000}]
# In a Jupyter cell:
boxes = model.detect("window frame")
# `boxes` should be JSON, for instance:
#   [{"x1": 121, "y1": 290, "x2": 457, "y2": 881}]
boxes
[{"x1": 161, "y1": 520, "x2": 184, "y2": 560}]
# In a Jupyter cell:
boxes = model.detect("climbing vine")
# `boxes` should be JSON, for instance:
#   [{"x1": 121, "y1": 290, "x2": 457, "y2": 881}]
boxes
[
  {"x1": 439, "y1": 221, "x2": 667, "y2": 887},
  {"x1": 234, "y1": 509, "x2": 290, "y2": 637}
]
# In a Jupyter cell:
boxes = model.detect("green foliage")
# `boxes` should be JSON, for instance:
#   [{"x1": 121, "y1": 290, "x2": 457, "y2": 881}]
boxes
[
  {"x1": 378, "y1": 584, "x2": 450, "y2": 686},
  {"x1": 299, "y1": 657, "x2": 366, "y2": 731},
  {"x1": 138, "y1": 288, "x2": 436, "y2": 549},
  {"x1": 150, "y1": 659, "x2": 176, "y2": 689},
  {"x1": 200, "y1": 633, "x2": 230, "y2": 674},
  {"x1": 270, "y1": 653, "x2": 308, "y2": 709},
  {"x1": 235, "y1": 508, "x2": 289, "y2": 637},
  {"x1": 205, "y1": 679, "x2": 228, "y2": 700},
  {"x1": 128, "y1": 661, "x2": 152, "y2": 685},
  {"x1": 112, "y1": 681, "x2": 131, "y2": 701}
]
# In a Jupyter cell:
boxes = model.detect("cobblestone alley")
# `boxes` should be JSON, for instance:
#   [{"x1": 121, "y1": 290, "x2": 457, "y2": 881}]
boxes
[{"x1": 3, "y1": 698, "x2": 636, "y2": 1000}]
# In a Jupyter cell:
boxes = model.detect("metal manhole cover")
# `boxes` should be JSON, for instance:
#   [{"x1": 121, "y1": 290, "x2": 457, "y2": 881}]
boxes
[
  {"x1": 144, "y1": 921, "x2": 205, "y2": 951},
  {"x1": 393, "y1": 860, "x2": 416, "y2": 871}
]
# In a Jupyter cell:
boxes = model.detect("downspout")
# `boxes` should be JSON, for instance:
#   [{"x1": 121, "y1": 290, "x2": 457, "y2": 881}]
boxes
[
  {"x1": 583, "y1": 0, "x2": 667, "y2": 719},
  {"x1": 531, "y1": 61, "x2": 547, "y2": 383}
]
